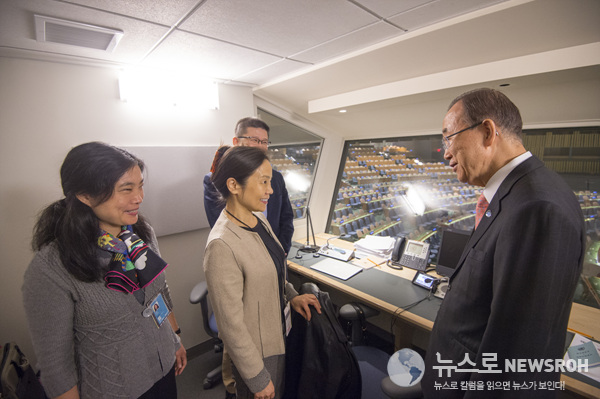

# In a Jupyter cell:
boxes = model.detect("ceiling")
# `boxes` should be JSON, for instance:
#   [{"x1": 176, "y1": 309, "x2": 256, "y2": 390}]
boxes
[{"x1": 1, "y1": 0, "x2": 599, "y2": 137}]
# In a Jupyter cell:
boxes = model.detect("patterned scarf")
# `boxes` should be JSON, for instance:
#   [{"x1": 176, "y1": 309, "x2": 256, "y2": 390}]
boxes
[{"x1": 98, "y1": 226, "x2": 168, "y2": 294}]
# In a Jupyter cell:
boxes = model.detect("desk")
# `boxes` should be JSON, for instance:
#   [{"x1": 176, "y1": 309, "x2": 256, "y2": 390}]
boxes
[
  {"x1": 288, "y1": 233, "x2": 600, "y2": 399},
  {"x1": 289, "y1": 235, "x2": 440, "y2": 349}
]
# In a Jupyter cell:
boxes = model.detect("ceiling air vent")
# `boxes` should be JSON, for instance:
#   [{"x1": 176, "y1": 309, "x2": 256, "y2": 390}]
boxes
[{"x1": 34, "y1": 15, "x2": 123, "y2": 52}]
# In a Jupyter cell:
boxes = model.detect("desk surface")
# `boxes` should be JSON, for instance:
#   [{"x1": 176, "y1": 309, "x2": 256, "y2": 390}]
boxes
[
  {"x1": 288, "y1": 233, "x2": 600, "y2": 399},
  {"x1": 289, "y1": 234, "x2": 441, "y2": 331}
]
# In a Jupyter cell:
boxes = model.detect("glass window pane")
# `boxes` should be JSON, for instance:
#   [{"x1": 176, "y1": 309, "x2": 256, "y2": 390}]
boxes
[
  {"x1": 326, "y1": 128, "x2": 600, "y2": 310},
  {"x1": 258, "y1": 108, "x2": 322, "y2": 219},
  {"x1": 521, "y1": 126, "x2": 600, "y2": 310}
]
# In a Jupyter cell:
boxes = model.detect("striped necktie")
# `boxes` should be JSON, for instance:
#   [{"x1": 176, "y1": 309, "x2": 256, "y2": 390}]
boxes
[{"x1": 475, "y1": 193, "x2": 489, "y2": 229}]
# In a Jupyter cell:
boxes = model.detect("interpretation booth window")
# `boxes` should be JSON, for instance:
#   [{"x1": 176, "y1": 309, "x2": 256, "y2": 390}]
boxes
[
  {"x1": 258, "y1": 108, "x2": 322, "y2": 219},
  {"x1": 325, "y1": 127, "x2": 600, "y2": 309}
]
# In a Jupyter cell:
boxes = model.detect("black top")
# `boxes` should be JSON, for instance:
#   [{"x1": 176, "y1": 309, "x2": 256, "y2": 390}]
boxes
[{"x1": 245, "y1": 217, "x2": 287, "y2": 324}]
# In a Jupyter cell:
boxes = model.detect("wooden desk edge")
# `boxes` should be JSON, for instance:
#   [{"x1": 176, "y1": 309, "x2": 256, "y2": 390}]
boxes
[{"x1": 562, "y1": 374, "x2": 600, "y2": 399}]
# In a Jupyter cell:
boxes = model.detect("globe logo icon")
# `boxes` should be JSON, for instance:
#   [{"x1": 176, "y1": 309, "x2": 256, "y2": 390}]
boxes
[{"x1": 387, "y1": 348, "x2": 425, "y2": 387}]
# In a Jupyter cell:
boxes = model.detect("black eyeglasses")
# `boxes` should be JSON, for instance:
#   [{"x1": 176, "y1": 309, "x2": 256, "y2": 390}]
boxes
[
  {"x1": 442, "y1": 121, "x2": 483, "y2": 150},
  {"x1": 238, "y1": 136, "x2": 271, "y2": 146}
]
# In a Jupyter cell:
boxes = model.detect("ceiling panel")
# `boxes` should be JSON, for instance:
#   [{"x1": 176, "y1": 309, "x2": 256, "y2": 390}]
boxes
[
  {"x1": 388, "y1": 0, "x2": 507, "y2": 30},
  {"x1": 142, "y1": 30, "x2": 283, "y2": 80},
  {"x1": 291, "y1": 21, "x2": 403, "y2": 64},
  {"x1": 233, "y1": 59, "x2": 311, "y2": 86},
  {"x1": 179, "y1": 0, "x2": 379, "y2": 57},
  {"x1": 62, "y1": 0, "x2": 200, "y2": 26},
  {"x1": 353, "y1": 0, "x2": 436, "y2": 18}
]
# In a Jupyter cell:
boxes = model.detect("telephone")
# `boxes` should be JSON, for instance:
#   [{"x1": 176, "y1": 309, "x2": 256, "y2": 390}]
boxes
[{"x1": 390, "y1": 237, "x2": 430, "y2": 271}]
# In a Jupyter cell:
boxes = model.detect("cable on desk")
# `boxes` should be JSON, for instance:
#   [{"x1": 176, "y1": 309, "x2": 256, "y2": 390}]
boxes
[{"x1": 389, "y1": 293, "x2": 433, "y2": 336}]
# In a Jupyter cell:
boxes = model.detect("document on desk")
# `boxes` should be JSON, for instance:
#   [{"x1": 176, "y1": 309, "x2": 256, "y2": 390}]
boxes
[
  {"x1": 310, "y1": 258, "x2": 363, "y2": 280},
  {"x1": 564, "y1": 333, "x2": 600, "y2": 384},
  {"x1": 351, "y1": 255, "x2": 387, "y2": 270}
]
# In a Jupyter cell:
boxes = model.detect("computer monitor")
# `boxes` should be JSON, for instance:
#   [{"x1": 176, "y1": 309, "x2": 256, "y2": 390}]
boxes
[{"x1": 435, "y1": 227, "x2": 471, "y2": 277}]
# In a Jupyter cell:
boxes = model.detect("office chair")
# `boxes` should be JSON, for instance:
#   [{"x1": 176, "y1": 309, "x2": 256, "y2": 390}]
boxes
[
  {"x1": 339, "y1": 302, "x2": 423, "y2": 399},
  {"x1": 189, "y1": 281, "x2": 223, "y2": 390}
]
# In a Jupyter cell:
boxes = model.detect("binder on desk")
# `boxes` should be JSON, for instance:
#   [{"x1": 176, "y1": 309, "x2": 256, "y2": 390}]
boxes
[{"x1": 310, "y1": 258, "x2": 363, "y2": 281}]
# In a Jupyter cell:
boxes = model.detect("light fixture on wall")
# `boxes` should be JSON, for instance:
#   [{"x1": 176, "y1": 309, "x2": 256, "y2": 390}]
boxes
[
  {"x1": 119, "y1": 68, "x2": 219, "y2": 109},
  {"x1": 34, "y1": 15, "x2": 123, "y2": 52}
]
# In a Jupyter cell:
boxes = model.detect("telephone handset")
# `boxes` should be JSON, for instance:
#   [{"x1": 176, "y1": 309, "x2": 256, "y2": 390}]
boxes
[{"x1": 390, "y1": 236, "x2": 430, "y2": 271}]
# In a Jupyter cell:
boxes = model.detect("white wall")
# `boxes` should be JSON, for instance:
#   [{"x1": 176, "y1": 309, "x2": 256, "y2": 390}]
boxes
[{"x1": 0, "y1": 56, "x2": 255, "y2": 360}]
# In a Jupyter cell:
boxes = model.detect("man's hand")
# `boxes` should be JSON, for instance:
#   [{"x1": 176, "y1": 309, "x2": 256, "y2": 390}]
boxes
[{"x1": 290, "y1": 294, "x2": 322, "y2": 321}]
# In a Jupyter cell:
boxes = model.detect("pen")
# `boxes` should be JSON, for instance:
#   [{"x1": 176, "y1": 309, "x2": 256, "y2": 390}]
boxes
[{"x1": 567, "y1": 328, "x2": 595, "y2": 340}]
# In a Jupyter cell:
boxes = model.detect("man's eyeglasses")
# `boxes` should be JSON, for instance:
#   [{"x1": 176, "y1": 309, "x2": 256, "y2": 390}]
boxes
[
  {"x1": 238, "y1": 136, "x2": 271, "y2": 146},
  {"x1": 441, "y1": 121, "x2": 483, "y2": 150}
]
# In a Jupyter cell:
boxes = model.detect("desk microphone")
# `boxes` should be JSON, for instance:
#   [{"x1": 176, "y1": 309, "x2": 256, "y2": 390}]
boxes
[{"x1": 322, "y1": 235, "x2": 340, "y2": 250}]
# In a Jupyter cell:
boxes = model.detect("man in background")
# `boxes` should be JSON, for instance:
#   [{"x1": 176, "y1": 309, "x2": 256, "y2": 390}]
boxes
[
  {"x1": 203, "y1": 117, "x2": 295, "y2": 398},
  {"x1": 204, "y1": 117, "x2": 294, "y2": 253},
  {"x1": 422, "y1": 88, "x2": 585, "y2": 398}
]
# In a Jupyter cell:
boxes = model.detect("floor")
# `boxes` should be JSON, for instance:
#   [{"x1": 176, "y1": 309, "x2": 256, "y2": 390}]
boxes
[
  {"x1": 175, "y1": 345, "x2": 591, "y2": 399},
  {"x1": 176, "y1": 348, "x2": 226, "y2": 399}
]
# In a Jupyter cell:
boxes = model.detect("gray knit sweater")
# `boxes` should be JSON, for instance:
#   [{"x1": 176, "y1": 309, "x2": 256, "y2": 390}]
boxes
[{"x1": 22, "y1": 231, "x2": 180, "y2": 399}]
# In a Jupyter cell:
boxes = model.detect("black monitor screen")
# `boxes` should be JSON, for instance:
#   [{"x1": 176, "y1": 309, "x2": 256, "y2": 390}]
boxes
[{"x1": 436, "y1": 227, "x2": 471, "y2": 277}]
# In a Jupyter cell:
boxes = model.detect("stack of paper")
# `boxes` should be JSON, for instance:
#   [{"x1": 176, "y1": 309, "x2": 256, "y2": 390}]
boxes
[{"x1": 354, "y1": 235, "x2": 396, "y2": 259}]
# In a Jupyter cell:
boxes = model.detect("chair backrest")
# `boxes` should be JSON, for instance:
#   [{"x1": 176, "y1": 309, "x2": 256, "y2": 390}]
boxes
[{"x1": 189, "y1": 281, "x2": 218, "y2": 339}]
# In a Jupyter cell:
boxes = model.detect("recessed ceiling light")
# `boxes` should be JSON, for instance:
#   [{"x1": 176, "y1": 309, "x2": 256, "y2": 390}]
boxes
[{"x1": 339, "y1": 109, "x2": 347, "y2": 113}]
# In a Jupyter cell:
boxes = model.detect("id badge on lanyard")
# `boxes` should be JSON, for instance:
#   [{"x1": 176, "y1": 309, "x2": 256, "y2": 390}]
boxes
[{"x1": 142, "y1": 288, "x2": 172, "y2": 328}]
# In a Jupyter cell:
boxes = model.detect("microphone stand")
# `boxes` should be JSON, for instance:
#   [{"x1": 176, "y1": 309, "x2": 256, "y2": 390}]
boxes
[{"x1": 299, "y1": 206, "x2": 320, "y2": 253}]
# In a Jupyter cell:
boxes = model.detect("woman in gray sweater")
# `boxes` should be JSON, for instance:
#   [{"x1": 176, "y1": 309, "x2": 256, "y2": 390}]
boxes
[
  {"x1": 204, "y1": 146, "x2": 321, "y2": 399},
  {"x1": 22, "y1": 142, "x2": 187, "y2": 399}
]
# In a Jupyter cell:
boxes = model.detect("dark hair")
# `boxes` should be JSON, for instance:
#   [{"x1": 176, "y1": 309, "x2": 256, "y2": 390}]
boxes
[
  {"x1": 211, "y1": 146, "x2": 270, "y2": 201},
  {"x1": 448, "y1": 88, "x2": 523, "y2": 139},
  {"x1": 235, "y1": 117, "x2": 270, "y2": 138},
  {"x1": 33, "y1": 142, "x2": 151, "y2": 282}
]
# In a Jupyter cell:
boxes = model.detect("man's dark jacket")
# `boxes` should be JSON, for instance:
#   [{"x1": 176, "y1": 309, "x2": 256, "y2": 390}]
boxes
[
  {"x1": 423, "y1": 156, "x2": 585, "y2": 398},
  {"x1": 203, "y1": 168, "x2": 294, "y2": 254},
  {"x1": 284, "y1": 283, "x2": 361, "y2": 399}
]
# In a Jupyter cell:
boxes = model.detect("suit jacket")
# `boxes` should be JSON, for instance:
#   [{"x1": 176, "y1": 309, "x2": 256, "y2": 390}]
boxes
[
  {"x1": 422, "y1": 156, "x2": 585, "y2": 399},
  {"x1": 203, "y1": 169, "x2": 294, "y2": 253}
]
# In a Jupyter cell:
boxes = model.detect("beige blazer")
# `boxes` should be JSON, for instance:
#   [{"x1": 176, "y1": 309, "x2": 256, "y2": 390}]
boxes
[{"x1": 203, "y1": 210, "x2": 298, "y2": 390}]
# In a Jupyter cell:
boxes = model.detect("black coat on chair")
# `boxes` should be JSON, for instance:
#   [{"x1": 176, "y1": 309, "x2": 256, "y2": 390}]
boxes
[{"x1": 283, "y1": 283, "x2": 361, "y2": 399}]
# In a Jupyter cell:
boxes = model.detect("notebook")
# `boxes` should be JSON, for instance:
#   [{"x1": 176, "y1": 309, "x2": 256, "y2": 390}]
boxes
[{"x1": 310, "y1": 258, "x2": 363, "y2": 280}]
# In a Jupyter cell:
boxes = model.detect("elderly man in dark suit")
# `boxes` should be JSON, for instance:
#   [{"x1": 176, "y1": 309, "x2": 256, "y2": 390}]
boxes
[{"x1": 422, "y1": 88, "x2": 585, "y2": 398}]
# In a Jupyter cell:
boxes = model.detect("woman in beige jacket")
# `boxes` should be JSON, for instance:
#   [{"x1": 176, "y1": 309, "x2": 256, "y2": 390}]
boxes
[{"x1": 204, "y1": 146, "x2": 321, "y2": 399}]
